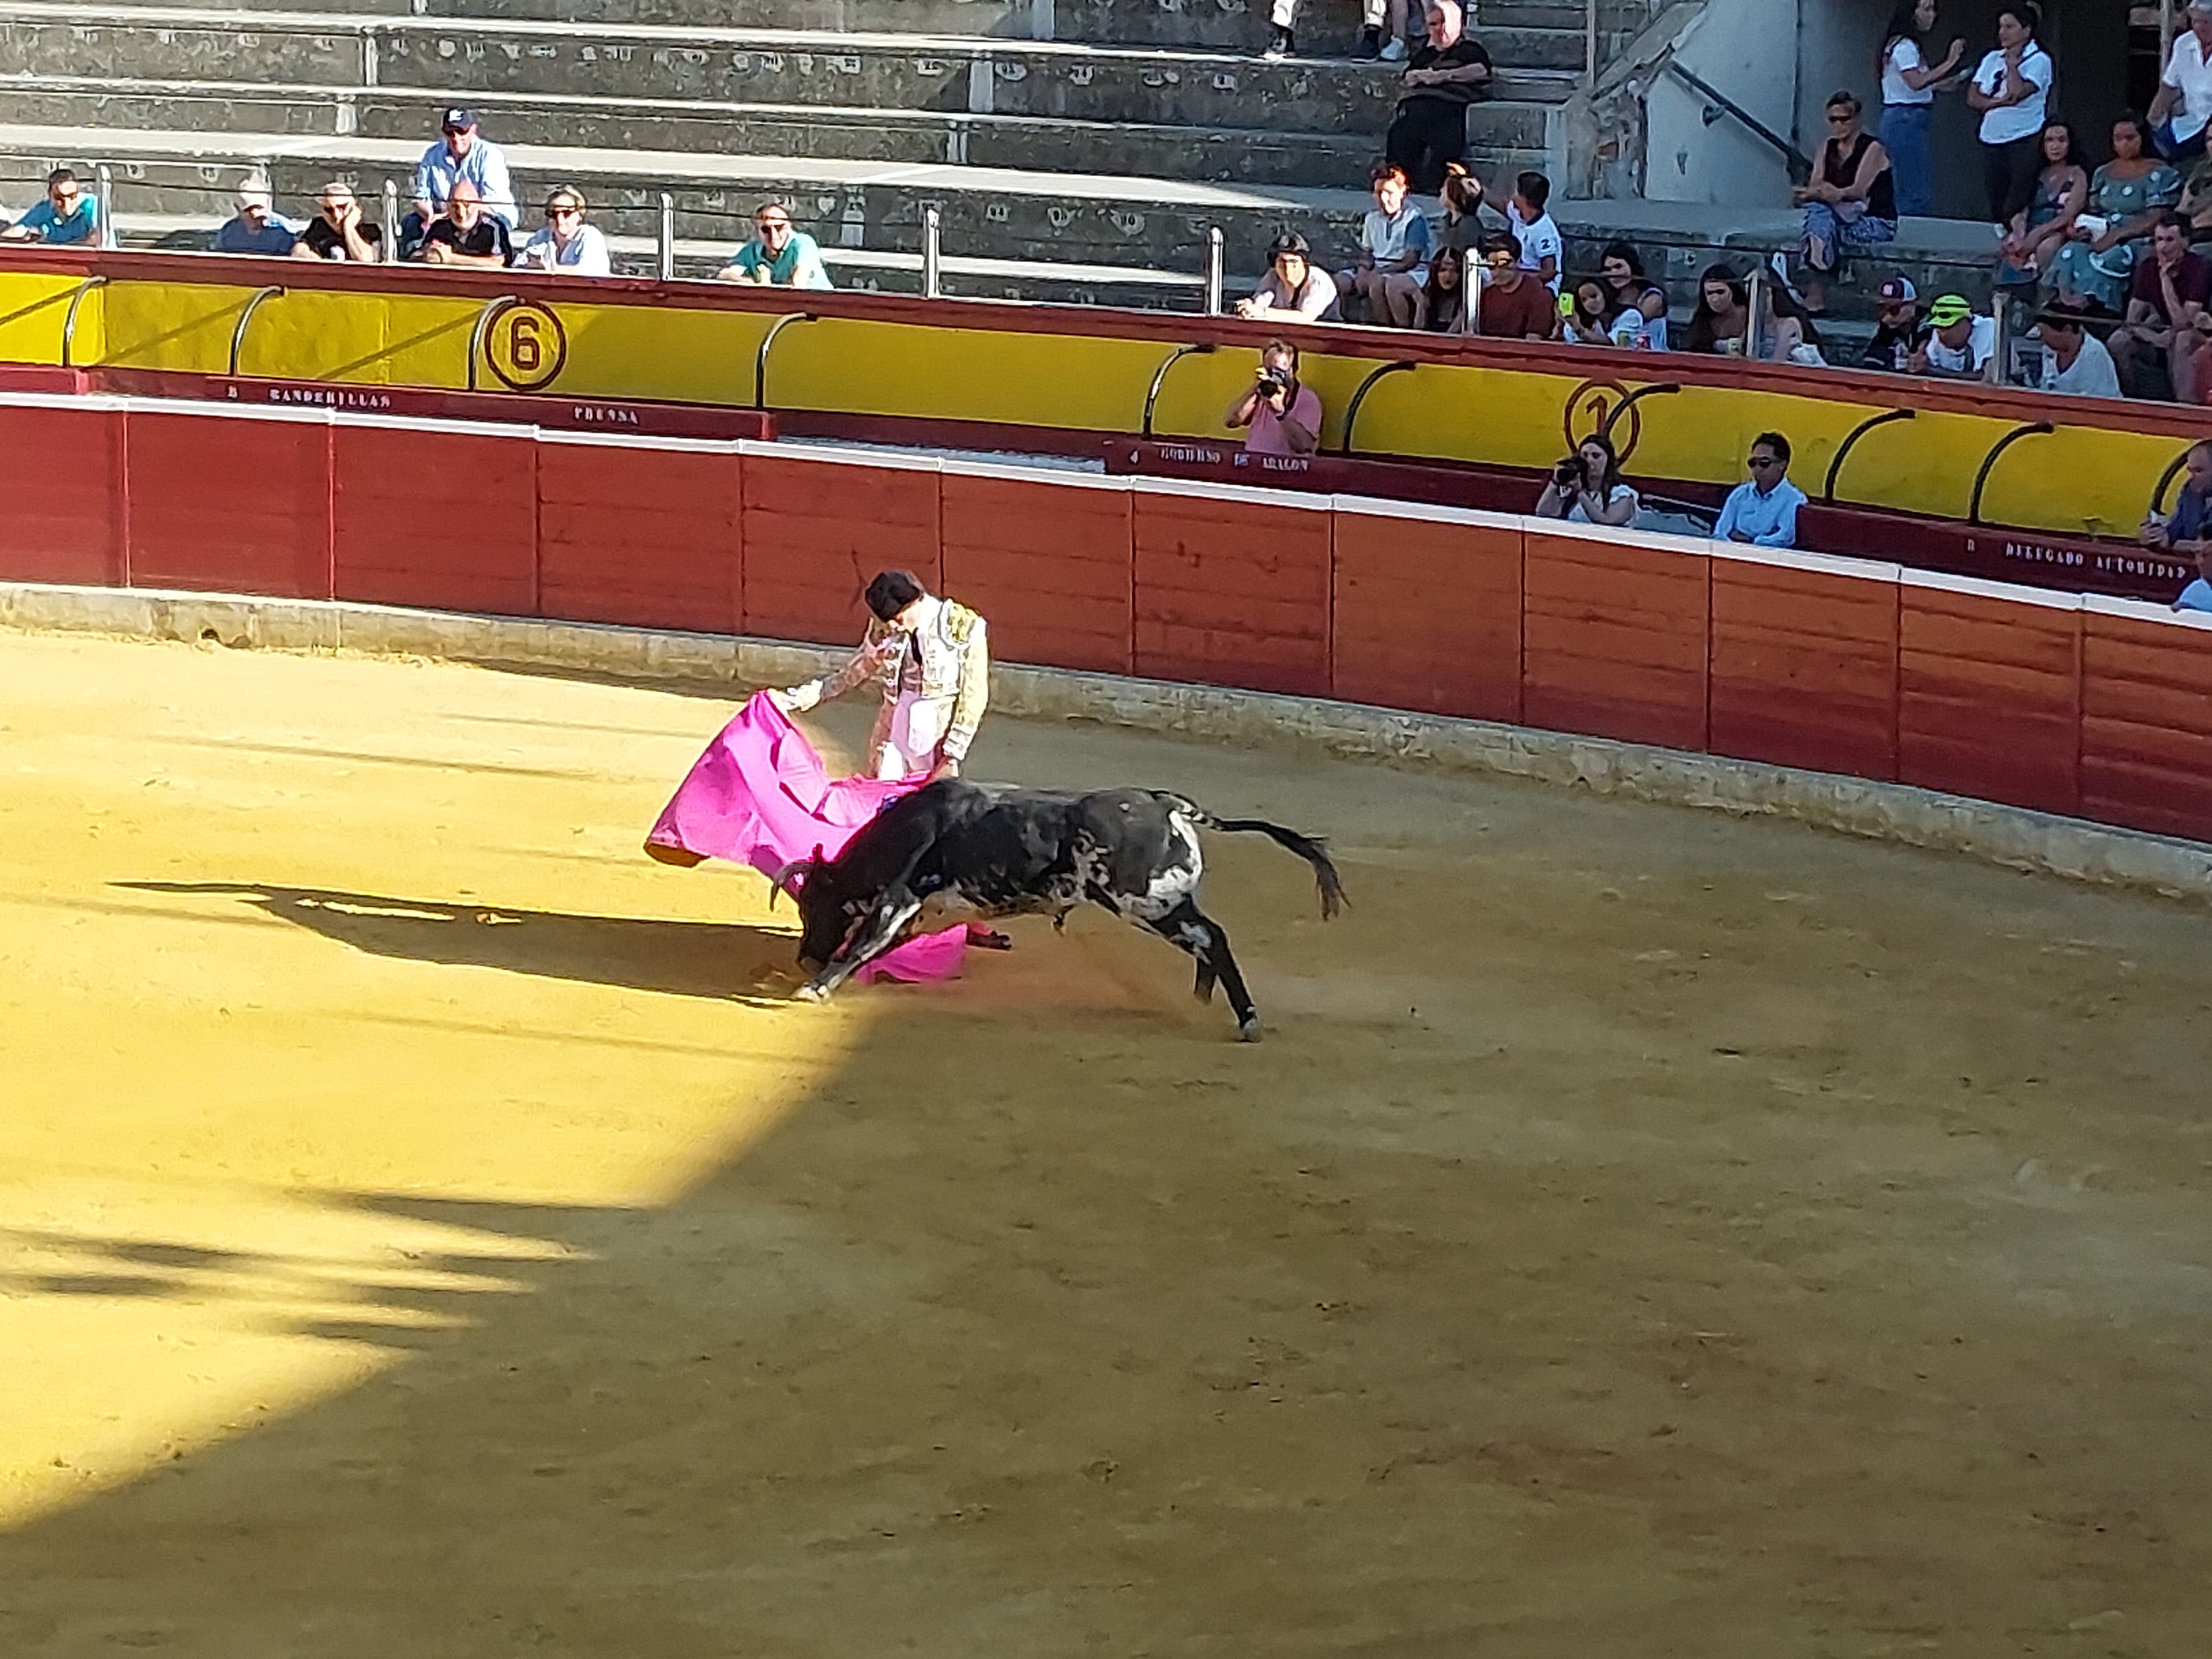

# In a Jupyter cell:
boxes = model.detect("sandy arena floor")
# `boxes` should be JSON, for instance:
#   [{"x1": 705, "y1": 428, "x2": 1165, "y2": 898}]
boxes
[{"x1": 1, "y1": 630, "x2": 2209, "y2": 1657}]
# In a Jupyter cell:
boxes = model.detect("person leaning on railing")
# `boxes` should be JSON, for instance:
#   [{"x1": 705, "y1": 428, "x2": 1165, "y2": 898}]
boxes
[
  {"x1": 1714, "y1": 432, "x2": 1806, "y2": 550},
  {"x1": 412, "y1": 180, "x2": 512, "y2": 270},
  {"x1": 1472, "y1": 231, "x2": 1556, "y2": 340},
  {"x1": 408, "y1": 107, "x2": 515, "y2": 256},
  {"x1": 514, "y1": 186, "x2": 611, "y2": 277},
  {"x1": 1223, "y1": 339, "x2": 1321, "y2": 457},
  {"x1": 2139, "y1": 439, "x2": 2212, "y2": 604},
  {"x1": 292, "y1": 181, "x2": 381, "y2": 263},
  {"x1": 1235, "y1": 232, "x2": 1341, "y2": 324},
  {"x1": 0, "y1": 168, "x2": 98, "y2": 246},
  {"x1": 716, "y1": 202, "x2": 833, "y2": 289}
]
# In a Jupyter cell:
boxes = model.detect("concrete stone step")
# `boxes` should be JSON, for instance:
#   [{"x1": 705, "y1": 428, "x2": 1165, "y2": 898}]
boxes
[
  {"x1": 0, "y1": 8, "x2": 1578, "y2": 133},
  {"x1": 0, "y1": 74, "x2": 1555, "y2": 187},
  {"x1": 0, "y1": 122, "x2": 1386, "y2": 272}
]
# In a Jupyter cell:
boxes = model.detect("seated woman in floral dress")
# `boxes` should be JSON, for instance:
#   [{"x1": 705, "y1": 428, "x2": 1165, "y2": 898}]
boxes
[{"x1": 2050, "y1": 113, "x2": 2181, "y2": 313}]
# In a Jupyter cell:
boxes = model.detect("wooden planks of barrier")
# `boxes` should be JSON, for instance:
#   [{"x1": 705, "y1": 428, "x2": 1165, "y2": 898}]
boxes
[
  {"x1": 332, "y1": 425, "x2": 539, "y2": 618},
  {"x1": 1708, "y1": 553, "x2": 1902, "y2": 782},
  {"x1": 940, "y1": 471, "x2": 1135, "y2": 677},
  {"x1": 1132, "y1": 482, "x2": 1332, "y2": 697},
  {"x1": 1330, "y1": 504, "x2": 1522, "y2": 722},
  {"x1": 1522, "y1": 527, "x2": 1711, "y2": 753},
  {"x1": 2079, "y1": 603, "x2": 2212, "y2": 841},
  {"x1": 538, "y1": 442, "x2": 742, "y2": 636},
  {"x1": 1898, "y1": 577, "x2": 2083, "y2": 817},
  {"x1": 122, "y1": 409, "x2": 332, "y2": 600},
  {"x1": 741, "y1": 452, "x2": 941, "y2": 647}
]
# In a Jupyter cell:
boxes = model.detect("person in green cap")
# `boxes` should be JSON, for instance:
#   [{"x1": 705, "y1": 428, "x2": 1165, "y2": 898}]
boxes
[{"x1": 1906, "y1": 293, "x2": 1997, "y2": 380}]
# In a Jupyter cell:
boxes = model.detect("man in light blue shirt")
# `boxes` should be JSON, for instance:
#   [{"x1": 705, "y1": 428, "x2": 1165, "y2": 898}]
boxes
[
  {"x1": 715, "y1": 202, "x2": 834, "y2": 290},
  {"x1": 1713, "y1": 431, "x2": 1807, "y2": 549},
  {"x1": 2, "y1": 168, "x2": 99, "y2": 246},
  {"x1": 2175, "y1": 546, "x2": 2212, "y2": 613},
  {"x1": 411, "y1": 108, "x2": 516, "y2": 233}
]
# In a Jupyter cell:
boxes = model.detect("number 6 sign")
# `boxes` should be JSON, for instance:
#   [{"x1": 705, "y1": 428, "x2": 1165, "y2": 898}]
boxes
[{"x1": 482, "y1": 299, "x2": 569, "y2": 392}]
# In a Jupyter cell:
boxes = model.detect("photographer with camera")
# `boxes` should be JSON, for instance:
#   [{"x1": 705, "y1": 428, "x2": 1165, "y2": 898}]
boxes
[
  {"x1": 1224, "y1": 339, "x2": 1323, "y2": 457},
  {"x1": 1533, "y1": 431, "x2": 1640, "y2": 528}
]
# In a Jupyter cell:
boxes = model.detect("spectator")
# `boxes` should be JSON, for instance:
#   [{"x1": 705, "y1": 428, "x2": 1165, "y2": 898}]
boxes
[
  {"x1": 1600, "y1": 242, "x2": 1670, "y2": 349},
  {"x1": 0, "y1": 168, "x2": 98, "y2": 246},
  {"x1": 1966, "y1": 6, "x2": 2055, "y2": 230},
  {"x1": 1417, "y1": 245, "x2": 1469, "y2": 332},
  {"x1": 2149, "y1": 0, "x2": 2212, "y2": 166},
  {"x1": 1758, "y1": 272, "x2": 1829, "y2": 365},
  {"x1": 2031, "y1": 299, "x2": 2121, "y2": 398},
  {"x1": 1682, "y1": 264, "x2": 1751, "y2": 354},
  {"x1": 292, "y1": 181, "x2": 381, "y2": 263},
  {"x1": 2111, "y1": 211, "x2": 2212, "y2": 399},
  {"x1": 2140, "y1": 438, "x2": 2212, "y2": 575},
  {"x1": 1534, "y1": 432, "x2": 1640, "y2": 528},
  {"x1": 1562, "y1": 277, "x2": 1648, "y2": 348},
  {"x1": 1714, "y1": 432, "x2": 1806, "y2": 548},
  {"x1": 1223, "y1": 339, "x2": 1321, "y2": 456},
  {"x1": 716, "y1": 201, "x2": 834, "y2": 289},
  {"x1": 1337, "y1": 164, "x2": 1432, "y2": 328},
  {"x1": 212, "y1": 175, "x2": 294, "y2": 257},
  {"x1": 1235, "y1": 231, "x2": 1341, "y2": 322},
  {"x1": 1906, "y1": 292, "x2": 1998, "y2": 380},
  {"x1": 409, "y1": 108, "x2": 515, "y2": 254},
  {"x1": 1878, "y1": 0, "x2": 1966, "y2": 218},
  {"x1": 1263, "y1": 0, "x2": 1409, "y2": 62},
  {"x1": 1857, "y1": 275, "x2": 1930, "y2": 370},
  {"x1": 1473, "y1": 231, "x2": 1556, "y2": 339},
  {"x1": 1995, "y1": 119, "x2": 2089, "y2": 289},
  {"x1": 413, "y1": 179, "x2": 512, "y2": 268},
  {"x1": 2051, "y1": 115, "x2": 2180, "y2": 313},
  {"x1": 1434, "y1": 162, "x2": 1495, "y2": 262},
  {"x1": 514, "y1": 186, "x2": 612, "y2": 276},
  {"x1": 1384, "y1": 1, "x2": 1493, "y2": 196},
  {"x1": 1504, "y1": 170, "x2": 1561, "y2": 291},
  {"x1": 1794, "y1": 92, "x2": 1896, "y2": 313},
  {"x1": 2176, "y1": 543, "x2": 2212, "y2": 612}
]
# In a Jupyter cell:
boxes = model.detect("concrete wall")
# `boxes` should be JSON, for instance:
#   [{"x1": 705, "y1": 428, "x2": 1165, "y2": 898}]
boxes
[{"x1": 1644, "y1": 0, "x2": 1804, "y2": 205}]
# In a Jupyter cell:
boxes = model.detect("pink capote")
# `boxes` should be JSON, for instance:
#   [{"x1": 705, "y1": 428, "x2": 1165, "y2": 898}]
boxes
[{"x1": 644, "y1": 692, "x2": 965, "y2": 983}]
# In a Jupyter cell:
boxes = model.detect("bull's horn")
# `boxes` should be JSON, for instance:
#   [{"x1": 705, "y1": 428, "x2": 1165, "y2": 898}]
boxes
[{"x1": 765, "y1": 860, "x2": 808, "y2": 909}]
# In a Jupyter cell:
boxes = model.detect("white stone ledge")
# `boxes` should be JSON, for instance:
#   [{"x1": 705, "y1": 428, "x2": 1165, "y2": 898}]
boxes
[{"x1": 6, "y1": 579, "x2": 2209, "y2": 904}]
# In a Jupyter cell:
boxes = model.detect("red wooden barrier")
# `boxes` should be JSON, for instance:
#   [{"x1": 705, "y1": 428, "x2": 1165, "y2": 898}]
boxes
[
  {"x1": 741, "y1": 452, "x2": 941, "y2": 646},
  {"x1": 1522, "y1": 526, "x2": 1711, "y2": 752},
  {"x1": 539, "y1": 441, "x2": 741, "y2": 635},
  {"x1": 1331, "y1": 504, "x2": 1522, "y2": 722},
  {"x1": 1898, "y1": 578, "x2": 2083, "y2": 816},
  {"x1": 332, "y1": 424, "x2": 538, "y2": 617},
  {"x1": 1132, "y1": 482, "x2": 1331, "y2": 697},
  {"x1": 940, "y1": 470, "x2": 1134, "y2": 676},
  {"x1": 0, "y1": 403, "x2": 121, "y2": 585},
  {"x1": 2079, "y1": 604, "x2": 2212, "y2": 841},
  {"x1": 1708, "y1": 553, "x2": 1902, "y2": 781},
  {"x1": 123, "y1": 409, "x2": 332, "y2": 599}
]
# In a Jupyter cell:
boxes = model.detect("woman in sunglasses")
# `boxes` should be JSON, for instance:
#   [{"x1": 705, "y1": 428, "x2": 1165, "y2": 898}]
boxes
[{"x1": 514, "y1": 186, "x2": 611, "y2": 276}]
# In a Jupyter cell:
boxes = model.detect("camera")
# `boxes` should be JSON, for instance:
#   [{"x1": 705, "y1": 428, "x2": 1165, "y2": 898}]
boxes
[
  {"x1": 1256, "y1": 366, "x2": 1292, "y2": 396},
  {"x1": 1554, "y1": 455, "x2": 1586, "y2": 488}
]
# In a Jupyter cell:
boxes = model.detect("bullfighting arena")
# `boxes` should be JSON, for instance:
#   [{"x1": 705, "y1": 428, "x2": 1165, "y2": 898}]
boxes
[{"x1": 5, "y1": 626, "x2": 2211, "y2": 1656}]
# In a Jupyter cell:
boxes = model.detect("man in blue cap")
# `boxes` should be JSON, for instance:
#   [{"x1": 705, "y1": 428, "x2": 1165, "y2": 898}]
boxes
[{"x1": 403, "y1": 107, "x2": 514, "y2": 257}]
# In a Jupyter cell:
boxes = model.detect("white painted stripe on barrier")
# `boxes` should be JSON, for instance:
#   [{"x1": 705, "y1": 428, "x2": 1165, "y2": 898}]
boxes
[
  {"x1": 1126, "y1": 473, "x2": 1335, "y2": 513},
  {"x1": 1704, "y1": 538, "x2": 1906, "y2": 585},
  {"x1": 537, "y1": 428, "x2": 745, "y2": 455},
  {"x1": 1898, "y1": 566, "x2": 2087, "y2": 611},
  {"x1": 935, "y1": 455, "x2": 1134, "y2": 492},
  {"x1": 1325, "y1": 494, "x2": 1518, "y2": 532},
  {"x1": 2082, "y1": 590, "x2": 2212, "y2": 631},
  {"x1": 733, "y1": 436, "x2": 943, "y2": 474},
  {"x1": 1525, "y1": 513, "x2": 1727, "y2": 562}
]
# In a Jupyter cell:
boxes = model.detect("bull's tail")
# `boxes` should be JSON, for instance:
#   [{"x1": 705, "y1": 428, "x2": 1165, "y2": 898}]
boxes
[{"x1": 1186, "y1": 805, "x2": 1347, "y2": 920}]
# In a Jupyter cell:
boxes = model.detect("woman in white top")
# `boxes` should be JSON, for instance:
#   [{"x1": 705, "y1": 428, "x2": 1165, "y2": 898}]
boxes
[
  {"x1": 1966, "y1": 5, "x2": 2056, "y2": 229},
  {"x1": 1533, "y1": 433, "x2": 1640, "y2": 530},
  {"x1": 1877, "y1": 0, "x2": 1965, "y2": 217},
  {"x1": 514, "y1": 185, "x2": 613, "y2": 276}
]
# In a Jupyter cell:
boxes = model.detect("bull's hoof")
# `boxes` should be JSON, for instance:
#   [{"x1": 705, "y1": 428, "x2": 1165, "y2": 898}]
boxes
[
  {"x1": 793, "y1": 983, "x2": 831, "y2": 1004},
  {"x1": 1237, "y1": 1018, "x2": 1262, "y2": 1043}
]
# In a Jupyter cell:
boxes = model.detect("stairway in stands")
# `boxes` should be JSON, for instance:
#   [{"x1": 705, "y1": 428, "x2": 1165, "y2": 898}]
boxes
[{"x1": 0, "y1": 0, "x2": 1628, "y2": 304}]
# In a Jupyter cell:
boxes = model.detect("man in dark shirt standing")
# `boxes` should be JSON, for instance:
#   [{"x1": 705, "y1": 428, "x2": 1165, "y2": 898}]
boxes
[
  {"x1": 1385, "y1": 0, "x2": 1493, "y2": 195},
  {"x1": 413, "y1": 179, "x2": 512, "y2": 269},
  {"x1": 2112, "y1": 212, "x2": 2212, "y2": 399}
]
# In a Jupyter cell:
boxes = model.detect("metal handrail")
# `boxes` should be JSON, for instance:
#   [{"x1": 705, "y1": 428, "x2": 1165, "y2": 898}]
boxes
[
  {"x1": 464, "y1": 294, "x2": 523, "y2": 393},
  {"x1": 2150, "y1": 445, "x2": 2196, "y2": 519},
  {"x1": 1598, "y1": 381, "x2": 1682, "y2": 446},
  {"x1": 1338, "y1": 360, "x2": 1416, "y2": 457},
  {"x1": 1966, "y1": 421, "x2": 2055, "y2": 526},
  {"x1": 1665, "y1": 61, "x2": 1814, "y2": 186},
  {"x1": 227, "y1": 284, "x2": 287, "y2": 376},
  {"x1": 752, "y1": 311, "x2": 818, "y2": 410},
  {"x1": 1140, "y1": 342, "x2": 1216, "y2": 438},
  {"x1": 58, "y1": 274, "x2": 107, "y2": 368},
  {"x1": 1822, "y1": 407, "x2": 1916, "y2": 504}
]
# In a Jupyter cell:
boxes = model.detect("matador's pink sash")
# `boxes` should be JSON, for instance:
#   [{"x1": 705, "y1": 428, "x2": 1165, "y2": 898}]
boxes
[{"x1": 644, "y1": 692, "x2": 965, "y2": 983}]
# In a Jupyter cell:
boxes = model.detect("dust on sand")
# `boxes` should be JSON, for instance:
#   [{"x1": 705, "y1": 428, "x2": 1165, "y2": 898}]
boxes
[{"x1": 0, "y1": 630, "x2": 2207, "y2": 1656}]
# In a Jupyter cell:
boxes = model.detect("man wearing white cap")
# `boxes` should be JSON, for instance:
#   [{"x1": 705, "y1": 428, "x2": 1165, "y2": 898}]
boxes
[
  {"x1": 212, "y1": 175, "x2": 295, "y2": 256},
  {"x1": 2151, "y1": 0, "x2": 2212, "y2": 164}
]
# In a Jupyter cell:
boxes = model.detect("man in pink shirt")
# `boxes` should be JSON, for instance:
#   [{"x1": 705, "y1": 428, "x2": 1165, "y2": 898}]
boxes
[{"x1": 1223, "y1": 339, "x2": 1322, "y2": 456}]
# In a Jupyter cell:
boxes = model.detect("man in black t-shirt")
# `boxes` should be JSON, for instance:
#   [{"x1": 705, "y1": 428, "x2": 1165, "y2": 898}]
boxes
[
  {"x1": 1857, "y1": 276, "x2": 1930, "y2": 371},
  {"x1": 292, "y1": 181, "x2": 384, "y2": 263},
  {"x1": 1385, "y1": 0, "x2": 1493, "y2": 195},
  {"x1": 414, "y1": 179, "x2": 512, "y2": 268}
]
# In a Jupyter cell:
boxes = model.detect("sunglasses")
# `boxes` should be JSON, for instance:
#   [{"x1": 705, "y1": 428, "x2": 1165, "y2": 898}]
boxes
[
  {"x1": 547, "y1": 205, "x2": 581, "y2": 219},
  {"x1": 1749, "y1": 454, "x2": 1784, "y2": 468},
  {"x1": 1827, "y1": 111, "x2": 1856, "y2": 123}
]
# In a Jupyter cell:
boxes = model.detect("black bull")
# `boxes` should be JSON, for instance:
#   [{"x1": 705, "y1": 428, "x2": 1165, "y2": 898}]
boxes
[{"x1": 771, "y1": 781, "x2": 1345, "y2": 1040}]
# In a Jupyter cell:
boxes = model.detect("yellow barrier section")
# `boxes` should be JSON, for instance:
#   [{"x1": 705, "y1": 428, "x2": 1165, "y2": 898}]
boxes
[{"x1": 0, "y1": 267, "x2": 2182, "y2": 538}]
